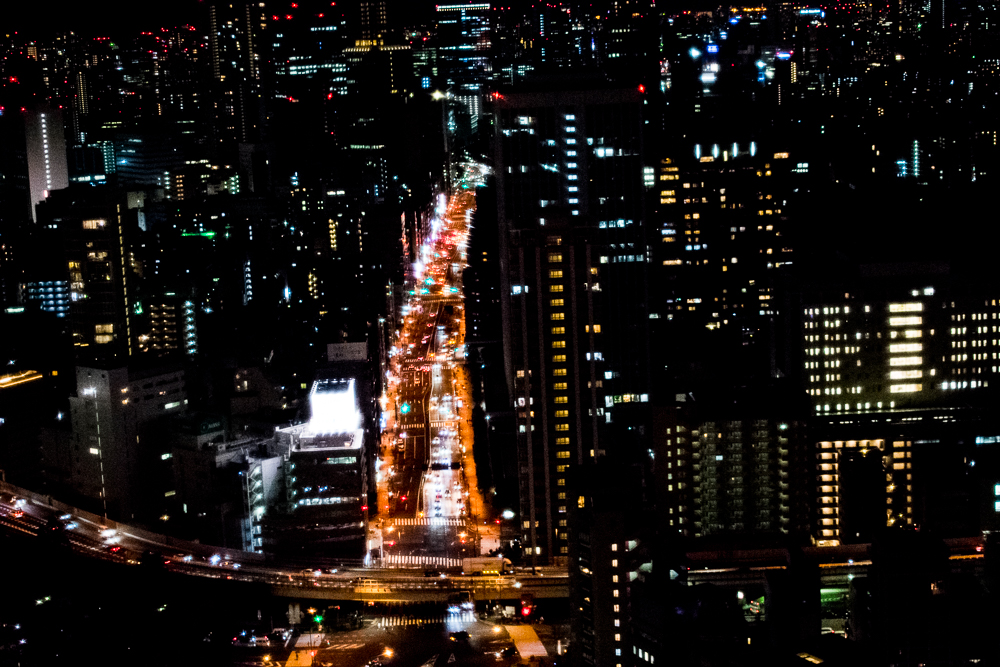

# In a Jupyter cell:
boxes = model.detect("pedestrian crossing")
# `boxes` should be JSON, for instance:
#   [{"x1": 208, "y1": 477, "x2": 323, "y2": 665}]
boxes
[
  {"x1": 392, "y1": 517, "x2": 463, "y2": 527},
  {"x1": 381, "y1": 554, "x2": 462, "y2": 568},
  {"x1": 375, "y1": 611, "x2": 475, "y2": 627},
  {"x1": 326, "y1": 642, "x2": 366, "y2": 650}
]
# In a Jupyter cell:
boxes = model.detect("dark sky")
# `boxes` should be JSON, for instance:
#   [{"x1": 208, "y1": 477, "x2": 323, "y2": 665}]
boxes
[
  {"x1": 7, "y1": 1, "x2": 436, "y2": 37},
  {"x1": 7, "y1": 1, "x2": 210, "y2": 37}
]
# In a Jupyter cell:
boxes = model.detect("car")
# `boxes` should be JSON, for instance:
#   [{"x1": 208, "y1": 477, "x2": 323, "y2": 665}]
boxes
[
  {"x1": 11, "y1": 509, "x2": 24, "y2": 518},
  {"x1": 301, "y1": 568, "x2": 320, "y2": 576},
  {"x1": 449, "y1": 631, "x2": 470, "y2": 642},
  {"x1": 253, "y1": 634, "x2": 270, "y2": 646}
]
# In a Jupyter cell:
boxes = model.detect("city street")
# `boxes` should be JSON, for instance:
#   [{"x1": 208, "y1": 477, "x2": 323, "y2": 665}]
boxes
[{"x1": 376, "y1": 166, "x2": 492, "y2": 567}]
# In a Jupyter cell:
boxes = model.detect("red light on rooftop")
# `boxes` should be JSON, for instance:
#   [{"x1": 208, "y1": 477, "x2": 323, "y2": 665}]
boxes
[
  {"x1": 286, "y1": 14, "x2": 293, "y2": 19},
  {"x1": 638, "y1": 84, "x2": 645, "y2": 93},
  {"x1": 327, "y1": 92, "x2": 333, "y2": 99}
]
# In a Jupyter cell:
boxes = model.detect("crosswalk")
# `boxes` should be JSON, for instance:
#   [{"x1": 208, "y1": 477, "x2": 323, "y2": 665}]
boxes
[
  {"x1": 325, "y1": 642, "x2": 366, "y2": 650},
  {"x1": 380, "y1": 554, "x2": 462, "y2": 568},
  {"x1": 375, "y1": 611, "x2": 475, "y2": 627},
  {"x1": 392, "y1": 517, "x2": 464, "y2": 527}
]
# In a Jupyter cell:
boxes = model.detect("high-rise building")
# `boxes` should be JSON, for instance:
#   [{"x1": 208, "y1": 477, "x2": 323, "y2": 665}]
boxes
[
  {"x1": 23, "y1": 104, "x2": 69, "y2": 222},
  {"x1": 651, "y1": 383, "x2": 813, "y2": 540},
  {"x1": 36, "y1": 187, "x2": 141, "y2": 362},
  {"x1": 68, "y1": 363, "x2": 187, "y2": 520},
  {"x1": 146, "y1": 296, "x2": 198, "y2": 358},
  {"x1": 494, "y1": 83, "x2": 650, "y2": 565},
  {"x1": 436, "y1": 3, "x2": 492, "y2": 130},
  {"x1": 798, "y1": 268, "x2": 1000, "y2": 416},
  {"x1": 207, "y1": 0, "x2": 268, "y2": 152}
]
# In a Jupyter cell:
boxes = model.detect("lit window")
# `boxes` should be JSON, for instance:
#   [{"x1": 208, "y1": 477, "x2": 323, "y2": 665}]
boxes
[
  {"x1": 889, "y1": 303, "x2": 923, "y2": 313},
  {"x1": 548, "y1": 253, "x2": 563, "y2": 263},
  {"x1": 552, "y1": 355, "x2": 567, "y2": 362},
  {"x1": 555, "y1": 423, "x2": 569, "y2": 431},
  {"x1": 549, "y1": 270, "x2": 564, "y2": 278},
  {"x1": 552, "y1": 340, "x2": 566, "y2": 348},
  {"x1": 556, "y1": 437, "x2": 570, "y2": 445},
  {"x1": 82, "y1": 219, "x2": 107, "y2": 230},
  {"x1": 552, "y1": 327, "x2": 566, "y2": 334},
  {"x1": 551, "y1": 299, "x2": 565, "y2": 307},
  {"x1": 889, "y1": 343, "x2": 922, "y2": 353},
  {"x1": 890, "y1": 384, "x2": 922, "y2": 393},
  {"x1": 555, "y1": 410, "x2": 569, "y2": 418},
  {"x1": 889, "y1": 316, "x2": 922, "y2": 327},
  {"x1": 554, "y1": 382, "x2": 568, "y2": 390},
  {"x1": 557, "y1": 451, "x2": 571, "y2": 459},
  {"x1": 553, "y1": 368, "x2": 567, "y2": 376},
  {"x1": 550, "y1": 285, "x2": 564, "y2": 293},
  {"x1": 551, "y1": 313, "x2": 565, "y2": 321},
  {"x1": 889, "y1": 356, "x2": 922, "y2": 366},
  {"x1": 555, "y1": 396, "x2": 568, "y2": 404}
]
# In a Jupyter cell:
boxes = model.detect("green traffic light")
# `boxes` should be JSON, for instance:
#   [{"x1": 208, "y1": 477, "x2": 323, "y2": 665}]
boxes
[
  {"x1": 401, "y1": 403, "x2": 411, "y2": 414},
  {"x1": 314, "y1": 615, "x2": 323, "y2": 623}
]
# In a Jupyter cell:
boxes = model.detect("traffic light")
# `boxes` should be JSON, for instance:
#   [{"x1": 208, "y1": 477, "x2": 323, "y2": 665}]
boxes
[
  {"x1": 313, "y1": 615, "x2": 323, "y2": 624},
  {"x1": 520, "y1": 593, "x2": 534, "y2": 618},
  {"x1": 401, "y1": 403, "x2": 411, "y2": 414}
]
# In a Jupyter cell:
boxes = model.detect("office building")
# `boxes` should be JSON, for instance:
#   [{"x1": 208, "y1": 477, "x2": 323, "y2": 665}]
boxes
[
  {"x1": 266, "y1": 377, "x2": 370, "y2": 556},
  {"x1": 24, "y1": 104, "x2": 69, "y2": 222},
  {"x1": 436, "y1": 3, "x2": 492, "y2": 130},
  {"x1": 36, "y1": 187, "x2": 140, "y2": 362},
  {"x1": 68, "y1": 364, "x2": 187, "y2": 520},
  {"x1": 494, "y1": 83, "x2": 650, "y2": 565},
  {"x1": 798, "y1": 268, "x2": 1000, "y2": 416}
]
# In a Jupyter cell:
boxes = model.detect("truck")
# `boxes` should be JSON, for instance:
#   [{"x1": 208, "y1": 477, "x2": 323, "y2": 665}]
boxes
[{"x1": 461, "y1": 557, "x2": 512, "y2": 576}]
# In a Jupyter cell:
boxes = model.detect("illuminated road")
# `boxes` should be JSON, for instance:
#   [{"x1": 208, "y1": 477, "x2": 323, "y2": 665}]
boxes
[{"x1": 377, "y1": 165, "x2": 491, "y2": 565}]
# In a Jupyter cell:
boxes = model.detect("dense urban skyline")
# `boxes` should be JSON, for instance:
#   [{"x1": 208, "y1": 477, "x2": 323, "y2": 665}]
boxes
[{"x1": 4, "y1": 0, "x2": 1000, "y2": 665}]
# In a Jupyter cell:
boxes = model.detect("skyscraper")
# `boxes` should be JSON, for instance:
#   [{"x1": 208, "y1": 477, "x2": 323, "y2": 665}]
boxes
[
  {"x1": 494, "y1": 83, "x2": 650, "y2": 565},
  {"x1": 36, "y1": 187, "x2": 141, "y2": 362}
]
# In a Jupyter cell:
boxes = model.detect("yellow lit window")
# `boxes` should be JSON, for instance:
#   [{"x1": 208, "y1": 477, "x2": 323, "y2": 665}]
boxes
[
  {"x1": 550, "y1": 284, "x2": 564, "y2": 293},
  {"x1": 94, "y1": 335, "x2": 113, "y2": 344},
  {"x1": 554, "y1": 396, "x2": 568, "y2": 404},
  {"x1": 553, "y1": 368, "x2": 567, "y2": 376},
  {"x1": 890, "y1": 370, "x2": 922, "y2": 380},
  {"x1": 555, "y1": 423, "x2": 569, "y2": 431},
  {"x1": 889, "y1": 343, "x2": 922, "y2": 353},
  {"x1": 551, "y1": 299, "x2": 565, "y2": 307},
  {"x1": 549, "y1": 270, "x2": 564, "y2": 279},
  {"x1": 552, "y1": 354, "x2": 567, "y2": 362},
  {"x1": 552, "y1": 340, "x2": 566, "y2": 348},
  {"x1": 557, "y1": 478, "x2": 566, "y2": 486},
  {"x1": 889, "y1": 316, "x2": 922, "y2": 327},
  {"x1": 551, "y1": 312, "x2": 565, "y2": 321},
  {"x1": 889, "y1": 356, "x2": 922, "y2": 366},
  {"x1": 94, "y1": 324, "x2": 114, "y2": 334},
  {"x1": 557, "y1": 465, "x2": 569, "y2": 473},
  {"x1": 82, "y1": 219, "x2": 106, "y2": 230},
  {"x1": 555, "y1": 410, "x2": 569, "y2": 418},
  {"x1": 556, "y1": 437, "x2": 570, "y2": 445},
  {"x1": 551, "y1": 327, "x2": 566, "y2": 335},
  {"x1": 554, "y1": 382, "x2": 568, "y2": 390},
  {"x1": 557, "y1": 451, "x2": 571, "y2": 459},
  {"x1": 548, "y1": 253, "x2": 563, "y2": 263},
  {"x1": 890, "y1": 383, "x2": 922, "y2": 393},
  {"x1": 889, "y1": 303, "x2": 923, "y2": 313}
]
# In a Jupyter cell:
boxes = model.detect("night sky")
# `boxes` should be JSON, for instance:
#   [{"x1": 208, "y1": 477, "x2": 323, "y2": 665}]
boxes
[{"x1": 6, "y1": 1, "x2": 436, "y2": 37}]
